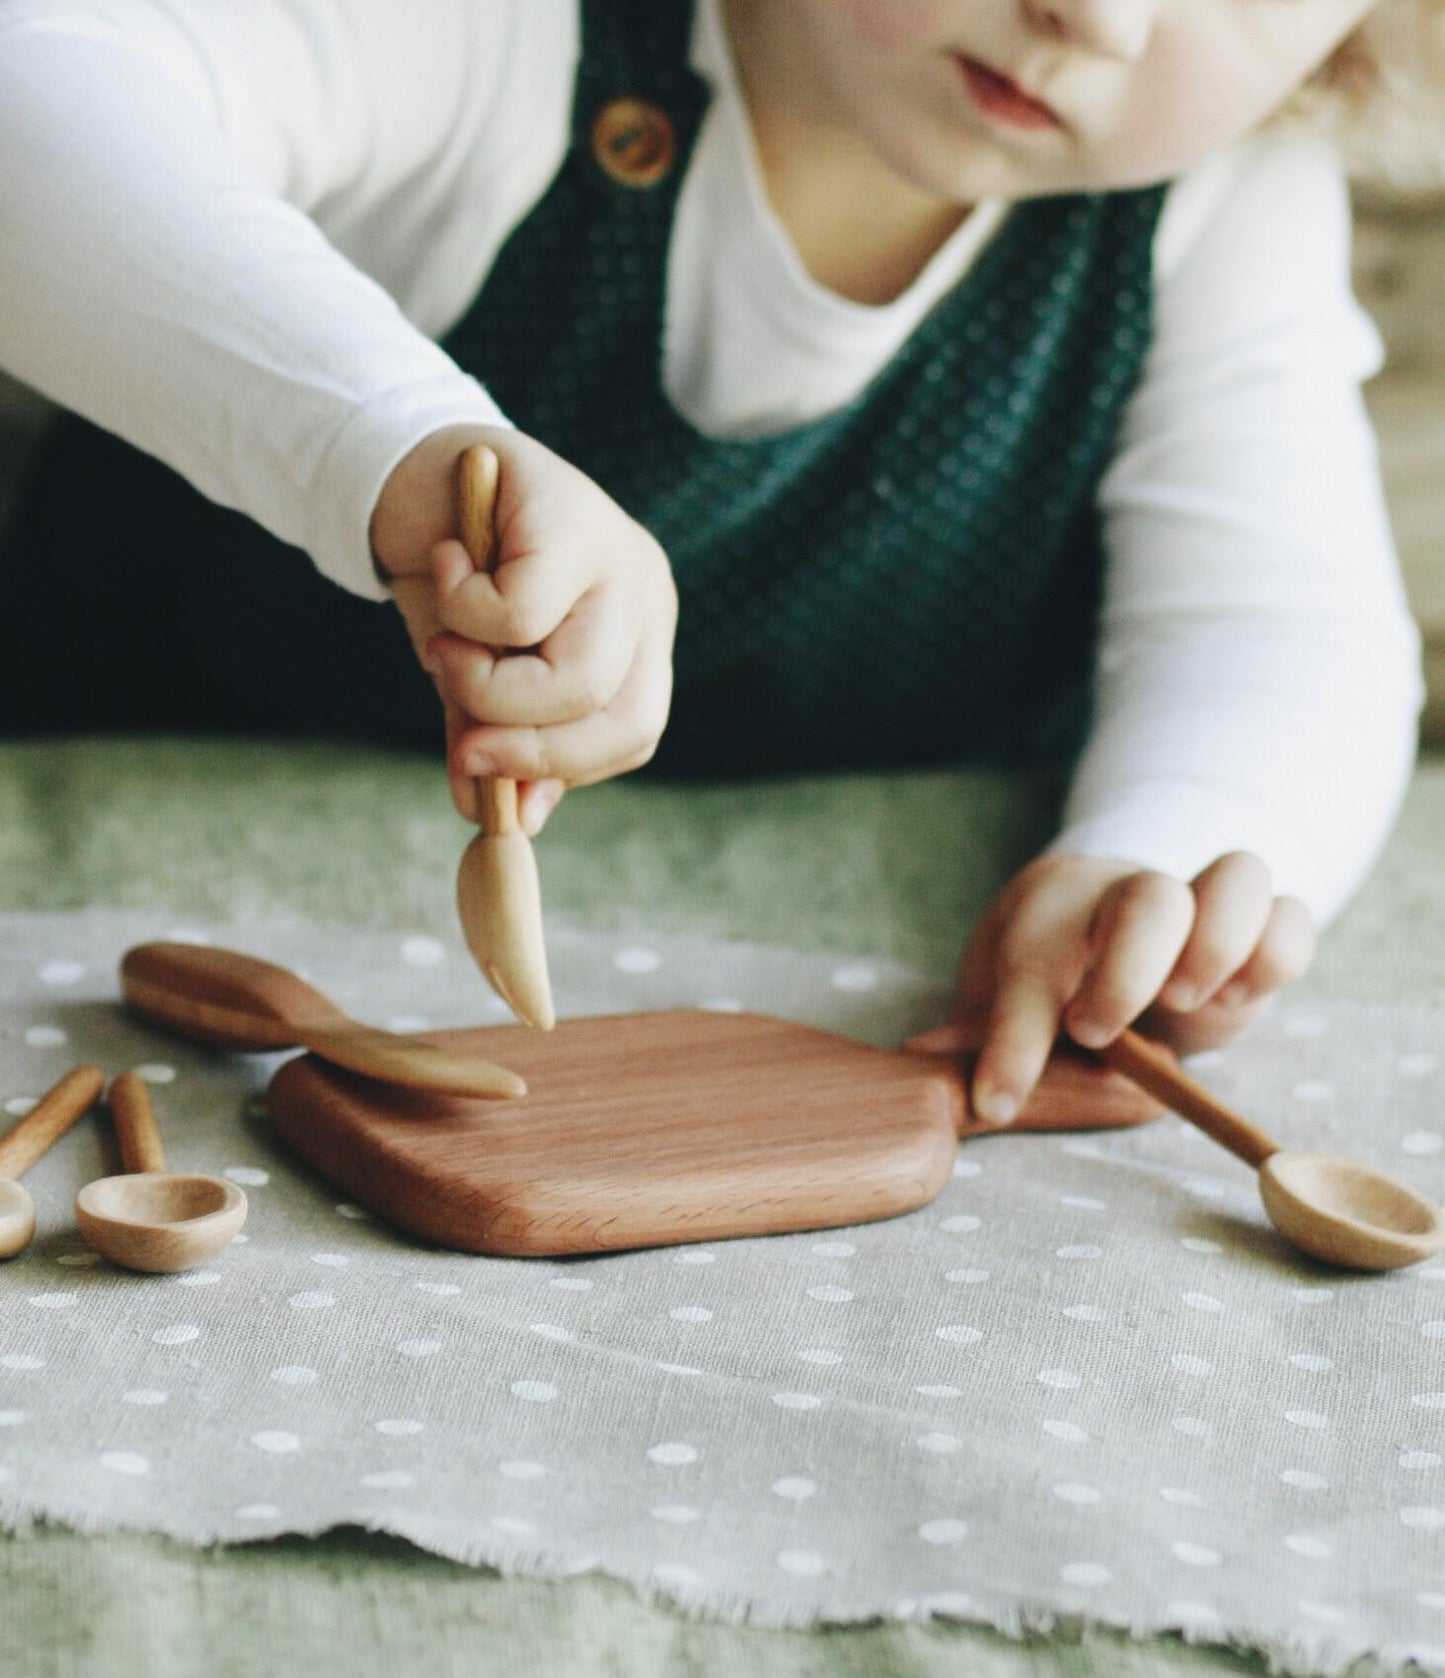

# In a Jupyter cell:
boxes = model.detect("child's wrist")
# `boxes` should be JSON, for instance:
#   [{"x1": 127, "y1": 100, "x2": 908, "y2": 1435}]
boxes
[{"x1": 370, "y1": 421, "x2": 515, "y2": 583}]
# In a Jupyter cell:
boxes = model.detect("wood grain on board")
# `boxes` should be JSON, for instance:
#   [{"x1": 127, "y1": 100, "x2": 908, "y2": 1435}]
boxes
[{"x1": 268, "y1": 1008, "x2": 1162, "y2": 1256}]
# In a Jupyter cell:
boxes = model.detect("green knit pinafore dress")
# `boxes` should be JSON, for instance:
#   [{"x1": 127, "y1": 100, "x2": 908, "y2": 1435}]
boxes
[
  {"x1": 0, "y1": 0, "x2": 1166, "y2": 773},
  {"x1": 445, "y1": 0, "x2": 1167, "y2": 773}
]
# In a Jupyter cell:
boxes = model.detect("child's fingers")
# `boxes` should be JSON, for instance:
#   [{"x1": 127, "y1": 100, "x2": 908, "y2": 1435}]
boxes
[
  {"x1": 442, "y1": 697, "x2": 482, "y2": 822},
  {"x1": 454, "y1": 714, "x2": 650, "y2": 787},
  {"x1": 1063, "y1": 871, "x2": 1195, "y2": 1048},
  {"x1": 970, "y1": 976, "x2": 1065, "y2": 1127},
  {"x1": 441, "y1": 715, "x2": 568, "y2": 834},
  {"x1": 452, "y1": 651, "x2": 670, "y2": 787},
  {"x1": 1211, "y1": 894, "x2": 1316, "y2": 1008},
  {"x1": 1136, "y1": 893, "x2": 1315, "y2": 1056},
  {"x1": 519, "y1": 779, "x2": 566, "y2": 836},
  {"x1": 960, "y1": 865, "x2": 1099, "y2": 1120},
  {"x1": 427, "y1": 627, "x2": 637, "y2": 733},
  {"x1": 435, "y1": 590, "x2": 640, "y2": 729},
  {"x1": 1160, "y1": 852, "x2": 1274, "y2": 1011},
  {"x1": 430, "y1": 537, "x2": 587, "y2": 650},
  {"x1": 426, "y1": 633, "x2": 499, "y2": 707}
]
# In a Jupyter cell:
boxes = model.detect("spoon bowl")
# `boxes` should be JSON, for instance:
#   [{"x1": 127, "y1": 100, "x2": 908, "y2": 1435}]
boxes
[
  {"x1": 76, "y1": 1171, "x2": 247, "y2": 1273},
  {"x1": 457, "y1": 826, "x2": 554, "y2": 1030},
  {"x1": 1260, "y1": 1151, "x2": 1445, "y2": 1271},
  {"x1": 1100, "y1": 1029, "x2": 1445, "y2": 1272},
  {"x1": 0, "y1": 1179, "x2": 36, "y2": 1259},
  {"x1": 75, "y1": 1070, "x2": 247, "y2": 1273}
]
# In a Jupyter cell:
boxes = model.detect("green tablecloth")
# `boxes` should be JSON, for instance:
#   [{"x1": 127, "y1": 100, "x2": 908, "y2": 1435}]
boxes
[{"x1": 4, "y1": 737, "x2": 1442, "y2": 1677}]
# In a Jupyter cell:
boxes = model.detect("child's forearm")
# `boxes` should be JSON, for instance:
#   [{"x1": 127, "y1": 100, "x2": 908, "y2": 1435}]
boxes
[
  {"x1": 0, "y1": 11, "x2": 500, "y2": 599},
  {"x1": 1055, "y1": 136, "x2": 1424, "y2": 928},
  {"x1": 1053, "y1": 612, "x2": 1421, "y2": 928},
  {"x1": 1065, "y1": 391, "x2": 1422, "y2": 925}
]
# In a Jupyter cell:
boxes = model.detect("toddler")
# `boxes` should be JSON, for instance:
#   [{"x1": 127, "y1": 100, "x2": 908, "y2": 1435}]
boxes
[{"x1": 0, "y1": 0, "x2": 1438, "y2": 1123}]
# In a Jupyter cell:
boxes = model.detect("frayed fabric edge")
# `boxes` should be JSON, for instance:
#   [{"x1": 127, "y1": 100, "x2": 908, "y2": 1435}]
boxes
[{"x1": 1, "y1": 1495, "x2": 1440, "y2": 1678}]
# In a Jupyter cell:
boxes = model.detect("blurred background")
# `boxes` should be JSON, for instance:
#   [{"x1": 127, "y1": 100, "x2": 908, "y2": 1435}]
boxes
[
  {"x1": 1352, "y1": 187, "x2": 1445, "y2": 743},
  {"x1": 2, "y1": 188, "x2": 1443, "y2": 744}
]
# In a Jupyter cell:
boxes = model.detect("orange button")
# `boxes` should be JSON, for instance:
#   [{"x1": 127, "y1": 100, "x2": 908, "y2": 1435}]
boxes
[{"x1": 591, "y1": 97, "x2": 677, "y2": 188}]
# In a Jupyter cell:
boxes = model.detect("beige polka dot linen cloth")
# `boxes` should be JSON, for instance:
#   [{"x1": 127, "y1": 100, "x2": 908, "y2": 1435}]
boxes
[{"x1": 1, "y1": 911, "x2": 1443, "y2": 1675}]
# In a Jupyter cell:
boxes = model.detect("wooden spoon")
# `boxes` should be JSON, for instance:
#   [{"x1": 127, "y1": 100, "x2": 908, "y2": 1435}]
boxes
[
  {"x1": 0, "y1": 1065, "x2": 105, "y2": 1258},
  {"x1": 121, "y1": 941, "x2": 526, "y2": 1099},
  {"x1": 1100, "y1": 1028, "x2": 1445, "y2": 1271},
  {"x1": 452, "y1": 443, "x2": 556, "y2": 1031},
  {"x1": 74, "y1": 1070, "x2": 248, "y2": 1272}
]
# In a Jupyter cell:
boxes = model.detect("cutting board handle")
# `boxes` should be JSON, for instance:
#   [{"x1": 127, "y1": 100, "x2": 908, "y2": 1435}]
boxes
[{"x1": 949, "y1": 1042, "x2": 1166, "y2": 1135}]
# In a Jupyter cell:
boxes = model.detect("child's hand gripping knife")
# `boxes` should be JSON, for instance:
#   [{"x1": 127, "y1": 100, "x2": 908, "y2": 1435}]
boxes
[
  {"x1": 908, "y1": 850, "x2": 1317, "y2": 1127},
  {"x1": 372, "y1": 423, "x2": 679, "y2": 833}
]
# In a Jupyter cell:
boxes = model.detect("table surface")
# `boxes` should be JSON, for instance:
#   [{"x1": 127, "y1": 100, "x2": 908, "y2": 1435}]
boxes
[{"x1": 4, "y1": 736, "x2": 1443, "y2": 1678}]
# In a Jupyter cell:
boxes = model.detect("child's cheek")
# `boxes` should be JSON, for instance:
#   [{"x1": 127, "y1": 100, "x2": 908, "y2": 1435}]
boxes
[{"x1": 827, "y1": 0, "x2": 953, "y2": 54}]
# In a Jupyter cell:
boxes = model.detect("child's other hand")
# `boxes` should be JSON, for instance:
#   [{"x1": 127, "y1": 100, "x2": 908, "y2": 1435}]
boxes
[
  {"x1": 375, "y1": 425, "x2": 677, "y2": 832},
  {"x1": 904, "y1": 852, "x2": 1315, "y2": 1126}
]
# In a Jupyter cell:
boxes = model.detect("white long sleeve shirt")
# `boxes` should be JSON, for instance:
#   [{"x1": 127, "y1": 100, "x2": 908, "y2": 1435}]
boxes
[{"x1": 0, "y1": 0, "x2": 1424, "y2": 923}]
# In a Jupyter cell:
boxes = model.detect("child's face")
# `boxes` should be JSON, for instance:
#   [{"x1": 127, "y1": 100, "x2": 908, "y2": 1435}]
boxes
[{"x1": 775, "y1": 0, "x2": 1377, "y2": 198}]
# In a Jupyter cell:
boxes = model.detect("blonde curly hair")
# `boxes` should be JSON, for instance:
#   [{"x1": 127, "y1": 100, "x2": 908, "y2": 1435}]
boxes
[{"x1": 1288, "y1": 0, "x2": 1445, "y2": 188}]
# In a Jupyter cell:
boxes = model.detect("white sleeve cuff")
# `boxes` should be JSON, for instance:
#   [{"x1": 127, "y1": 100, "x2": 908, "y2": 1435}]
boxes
[
  {"x1": 1047, "y1": 719, "x2": 1418, "y2": 931},
  {"x1": 1048, "y1": 779, "x2": 1304, "y2": 896},
  {"x1": 304, "y1": 374, "x2": 512, "y2": 601}
]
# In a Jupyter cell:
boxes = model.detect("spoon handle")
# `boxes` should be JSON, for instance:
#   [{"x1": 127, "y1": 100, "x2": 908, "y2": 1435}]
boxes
[
  {"x1": 302, "y1": 1025, "x2": 527, "y2": 1099},
  {"x1": 454, "y1": 445, "x2": 555, "y2": 1032},
  {"x1": 123, "y1": 940, "x2": 526, "y2": 1099},
  {"x1": 456, "y1": 444, "x2": 519, "y2": 843},
  {"x1": 1098, "y1": 1028, "x2": 1278, "y2": 1169},
  {"x1": 110, "y1": 1071, "x2": 167, "y2": 1174},
  {"x1": 0, "y1": 1064, "x2": 105, "y2": 1178}
]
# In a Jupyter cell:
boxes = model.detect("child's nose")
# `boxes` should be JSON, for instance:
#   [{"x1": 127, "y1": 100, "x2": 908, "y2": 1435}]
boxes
[{"x1": 1022, "y1": 0, "x2": 1157, "y2": 62}]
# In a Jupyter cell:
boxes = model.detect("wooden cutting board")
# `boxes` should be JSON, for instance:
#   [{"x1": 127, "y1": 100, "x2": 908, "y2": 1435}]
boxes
[{"x1": 267, "y1": 1009, "x2": 1162, "y2": 1256}]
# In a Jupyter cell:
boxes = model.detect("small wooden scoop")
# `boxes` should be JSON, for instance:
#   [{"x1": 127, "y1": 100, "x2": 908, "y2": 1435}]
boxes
[
  {"x1": 121, "y1": 941, "x2": 525, "y2": 1099},
  {"x1": 0, "y1": 1065, "x2": 105, "y2": 1257},
  {"x1": 452, "y1": 443, "x2": 556, "y2": 1031},
  {"x1": 1101, "y1": 1028, "x2": 1445, "y2": 1271},
  {"x1": 75, "y1": 1071, "x2": 248, "y2": 1272}
]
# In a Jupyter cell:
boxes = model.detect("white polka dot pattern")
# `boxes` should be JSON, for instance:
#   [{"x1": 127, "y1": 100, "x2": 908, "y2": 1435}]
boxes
[{"x1": 1, "y1": 914, "x2": 1443, "y2": 1669}]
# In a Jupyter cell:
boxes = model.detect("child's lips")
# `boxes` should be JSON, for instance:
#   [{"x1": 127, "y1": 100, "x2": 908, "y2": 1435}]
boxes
[{"x1": 955, "y1": 55, "x2": 1063, "y2": 132}]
